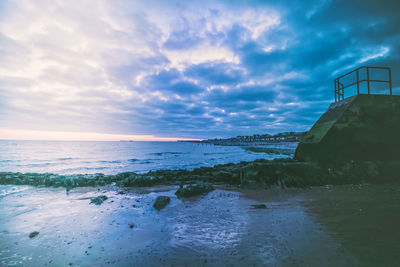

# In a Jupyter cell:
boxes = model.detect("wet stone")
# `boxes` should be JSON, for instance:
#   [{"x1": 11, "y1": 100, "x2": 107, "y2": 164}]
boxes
[
  {"x1": 175, "y1": 183, "x2": 214, "y2": 198},
  {"x1": 251, "y1": 204, "x2": 267, "y2": 209},
  {"x1": 90, "y1": 195, "x2": 108, "y2": 205},
  {"x1": 153, "y1": 196, "x2": 171, "y2": 211},
  {"x1": 29, "y1": 231, "x2": 39, "y2": 238}
]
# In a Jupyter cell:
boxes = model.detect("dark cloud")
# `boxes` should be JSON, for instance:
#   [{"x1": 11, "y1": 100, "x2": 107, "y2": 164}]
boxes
[
  {"x1": 145, "y1": 70, "x2": 204, "y2": 95},
  {"x1": 184, "y1": 62, "x2": 245, "y2": 85}
]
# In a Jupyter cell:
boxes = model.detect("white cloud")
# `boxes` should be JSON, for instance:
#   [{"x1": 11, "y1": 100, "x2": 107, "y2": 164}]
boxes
[
  {"x1": 0, "y1": 0, "x2": 286, "y2": 138},
  {"x1": 163, "y1": 44, "x2": 240, "y2": 71}
]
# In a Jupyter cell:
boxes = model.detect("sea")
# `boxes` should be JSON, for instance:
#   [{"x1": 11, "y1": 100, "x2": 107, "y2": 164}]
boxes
[{"x1": 0, "y1": 140, "x2": 297, "y2": 175}]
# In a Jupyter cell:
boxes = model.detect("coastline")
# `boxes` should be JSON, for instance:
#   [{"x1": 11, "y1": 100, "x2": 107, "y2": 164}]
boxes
[
  {"x1": 1, "y1": 141, "x2": 399, "y2": 265},
  {"x1": 1, "y1": 157, "x2": 399, "y2": 190},
  {"x1": 2, "y1": 153, "x2": 400, "y2": 266}
]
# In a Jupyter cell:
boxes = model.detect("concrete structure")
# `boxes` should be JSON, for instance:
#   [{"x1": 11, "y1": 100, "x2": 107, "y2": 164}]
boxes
[{"x1": 295, "y1": 94, "x2": 400, "y2": 163}]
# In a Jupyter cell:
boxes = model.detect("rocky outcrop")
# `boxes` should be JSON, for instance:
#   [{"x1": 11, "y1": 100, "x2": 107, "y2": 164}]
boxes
[{"x1": 1, "y1": 158, "x2": 399, "y2": 190}]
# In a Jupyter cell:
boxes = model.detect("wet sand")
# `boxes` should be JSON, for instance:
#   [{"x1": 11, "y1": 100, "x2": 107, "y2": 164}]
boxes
[{"x1": 0, "y1": 184, "x2": 399, "y2": 266}]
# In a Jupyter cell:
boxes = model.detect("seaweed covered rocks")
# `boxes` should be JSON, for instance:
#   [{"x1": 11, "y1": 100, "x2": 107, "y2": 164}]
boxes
[
  {"x1": 0, "y1": 158, "x2": 396, "y2": 190},
  {"x1": 90, "y1": 195, "x2": 108, "y2": 205},
  {"x1": 175, "y1": 182, "x2": 214, "y2": 198},
  {"x1": 153, "y1": 196, "x2": 171, "y2": 210}
]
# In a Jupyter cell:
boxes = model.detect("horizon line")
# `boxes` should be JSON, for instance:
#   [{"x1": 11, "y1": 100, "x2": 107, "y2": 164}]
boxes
[{"x1": 0, "y1": 129, "x2": 203, "y2": 142}]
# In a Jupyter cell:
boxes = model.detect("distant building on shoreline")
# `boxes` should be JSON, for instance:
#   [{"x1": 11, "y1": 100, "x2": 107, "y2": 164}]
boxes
[{"x1": 200, "y1": 131, "x2": 306, "y2": 146}]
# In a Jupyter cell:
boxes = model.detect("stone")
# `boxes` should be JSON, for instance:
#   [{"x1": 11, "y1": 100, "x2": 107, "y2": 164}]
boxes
[
  {"x1": 29, "y1": 231, "x2": 39, "y2": 238},
  {"x1": 90, "y1": 195, "x2": 108, "y2": 205},
  {"x1": 251, "y1": 204, "x2": 267, "y2": 209},
  {"x1": 153, "y1": 196, "x2": 171, "y2": 210},
  {"x1": 175, "y1": 183, "x2": 214, "y2": 198}
]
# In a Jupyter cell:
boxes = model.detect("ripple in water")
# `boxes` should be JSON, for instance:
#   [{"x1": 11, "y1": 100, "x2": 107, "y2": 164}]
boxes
[{"x1": 0, "y1": 140, "x2": 297, "y2": 175}]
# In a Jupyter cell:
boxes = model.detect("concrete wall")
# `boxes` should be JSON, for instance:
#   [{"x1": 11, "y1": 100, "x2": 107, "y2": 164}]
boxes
[{"x1": 295, "y1": 95, "x2": 400, "y2": 163}]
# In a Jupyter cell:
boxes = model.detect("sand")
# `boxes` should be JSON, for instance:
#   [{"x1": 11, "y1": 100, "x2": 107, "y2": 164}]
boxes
[{"x1": 1, "y1": 184, "x2": 399, "y2": 266}]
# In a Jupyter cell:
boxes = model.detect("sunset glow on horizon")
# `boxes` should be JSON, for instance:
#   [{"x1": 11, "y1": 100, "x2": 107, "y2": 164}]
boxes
[{"x1": 0, "y1": 129, "x2": 202, "y2": 142}]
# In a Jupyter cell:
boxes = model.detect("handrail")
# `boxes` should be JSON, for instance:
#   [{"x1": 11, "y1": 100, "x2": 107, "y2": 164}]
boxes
[{"x1": 334, "y1": 66, "x2": 392, "y2": 102}]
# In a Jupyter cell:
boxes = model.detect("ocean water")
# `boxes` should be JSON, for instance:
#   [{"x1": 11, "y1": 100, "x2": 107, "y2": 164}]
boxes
[{"x1": 0, "y1": 140, "x2": 297, "y2": 175}]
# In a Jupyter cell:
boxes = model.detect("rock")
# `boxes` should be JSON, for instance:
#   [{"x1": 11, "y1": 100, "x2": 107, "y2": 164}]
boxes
[
  {"x1": 29, "y1": 231, "x2": 39, "y2": 238},
  {"x1": 175, "y1": 183, "x2": 214, "y2": 198},
  {"x1": 153, "y1": 196, "x2": 170, "y2": 210},
  {"x1": 90, "y1": 195, "x2": 108, "y2": 205},
  {"x1": 251, "y1": 204, "x2": 267, "y2": 209}
]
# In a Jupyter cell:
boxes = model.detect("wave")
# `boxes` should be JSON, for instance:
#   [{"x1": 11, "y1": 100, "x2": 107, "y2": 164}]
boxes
[
  {"x1": 98, "y1": 160, "x2": 122, "y2": 164},
  {"x1": 139, "y1": 160, "x2": 153, "y2": 164},
  {"x1": 0, "y1": 159, "x2": 19, "y2": 163},
  {"x1": 57, "y1": 157, "x2": 74, "y2": 161},
  {"x1": 149, "y1": 152, "x2": 163, "y2": 156},
  {"x1": 18, "y1": 162, "x2": 56, "y2": 168},
  {"x1": 0, "y1": 185, "x2": 32, "y2": 198},
  {"x1": 129, "y1": 158, "x2": 160, "y2": 164},
  {"x1": 149, "y1": 152, "x2": 184, "y2": 156},
  {"x1": 61, "y1": 166, "x2": 109, "y2": 173}
]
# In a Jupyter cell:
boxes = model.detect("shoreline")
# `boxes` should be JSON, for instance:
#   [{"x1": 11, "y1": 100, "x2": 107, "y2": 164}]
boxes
[{"x1": 1, "y1": 157, "x2": 399, "y2": 189}]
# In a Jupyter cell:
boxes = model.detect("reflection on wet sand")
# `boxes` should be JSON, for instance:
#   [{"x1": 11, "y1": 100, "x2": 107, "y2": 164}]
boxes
[{"x1": 2, "y1": 184, "x2": 396, "y2": 266}]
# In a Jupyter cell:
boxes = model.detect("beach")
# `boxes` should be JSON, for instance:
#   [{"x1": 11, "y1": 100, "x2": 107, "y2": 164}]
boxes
[
  {"x1": 1, "y1": 140, "x2": 400, "y2": 266},
  {"x1": 1, "y1": 183, "x2": 399, "y2": 266}
]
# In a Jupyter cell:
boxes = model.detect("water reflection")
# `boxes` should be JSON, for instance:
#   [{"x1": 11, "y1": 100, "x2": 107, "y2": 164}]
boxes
[{"x1": 0, "y1": 185, "x2": 355, "y2": 266}]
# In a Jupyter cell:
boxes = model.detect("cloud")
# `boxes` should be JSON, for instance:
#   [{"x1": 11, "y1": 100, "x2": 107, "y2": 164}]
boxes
[
  {"x1": 184, "y1": 62, "x2": 245, "y2": 86},
  {"x1": 0, "y1": 0, "x2": 399, "y2": 139}
]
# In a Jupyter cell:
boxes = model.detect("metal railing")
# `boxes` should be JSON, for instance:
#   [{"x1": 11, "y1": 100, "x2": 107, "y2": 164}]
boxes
[{"x1": 334, "y1": 66, "x2": 392, "y2": 102}]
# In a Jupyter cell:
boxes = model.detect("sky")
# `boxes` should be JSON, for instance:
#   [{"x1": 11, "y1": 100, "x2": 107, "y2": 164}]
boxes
[{"x1": 0, "y1": 0, "x2": 399, "y2": 141}]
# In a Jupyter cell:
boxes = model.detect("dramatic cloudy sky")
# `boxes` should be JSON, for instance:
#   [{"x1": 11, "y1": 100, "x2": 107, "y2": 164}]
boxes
[{"x1": 0, "y1": 0, "x2": 399, "y2": 140}]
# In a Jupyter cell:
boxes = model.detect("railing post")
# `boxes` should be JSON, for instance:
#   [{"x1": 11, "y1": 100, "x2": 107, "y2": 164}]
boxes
[
  {"x1": 367, "y1": 67, "x2": 370, "y2": 94},
  {"x1": 334, "y1": 66, "x2": 392, "y2": 103},
  {"x1": 336, "y1": 80, "x2": 338, "y2": 102},
  {"x1": 333, "y1": 79, "x2": 337, "y2": 103},
  {"x1": 389, "y1": 68, "x2": 392, "y2": 95},
  {"x1": 356, "y1": 69, "x2": 359, "y2": 95}
]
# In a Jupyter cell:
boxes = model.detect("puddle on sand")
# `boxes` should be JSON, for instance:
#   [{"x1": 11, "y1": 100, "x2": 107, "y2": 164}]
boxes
[{"x1": 0, "y1": 185, "x2": 355, "y2": 266}]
